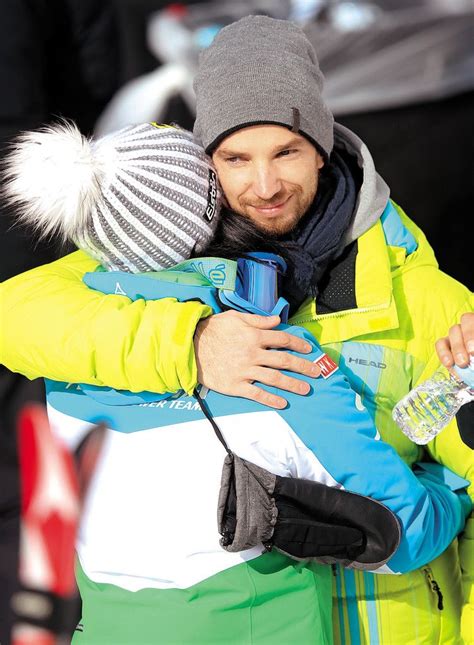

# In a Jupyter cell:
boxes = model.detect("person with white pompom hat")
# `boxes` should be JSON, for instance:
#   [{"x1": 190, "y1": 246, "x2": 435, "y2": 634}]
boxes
[{"x1": 1, "y1": 119, "x2": 471, "y2": 644}]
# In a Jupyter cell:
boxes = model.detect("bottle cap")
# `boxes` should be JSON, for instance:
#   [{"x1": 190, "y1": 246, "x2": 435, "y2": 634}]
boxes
[{"x1": 454, "y1": 356, "x2": 474, "y2": 388}]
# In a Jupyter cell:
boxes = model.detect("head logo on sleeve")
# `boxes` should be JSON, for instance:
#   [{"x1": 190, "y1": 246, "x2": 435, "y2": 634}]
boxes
[{"x1": 314, "y1": 354, "x2": 339, "y2": 379}]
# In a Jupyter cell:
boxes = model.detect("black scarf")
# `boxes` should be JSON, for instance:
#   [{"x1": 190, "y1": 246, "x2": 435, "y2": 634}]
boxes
[
  {"x1": 277, "y1": 150, "x2": 359, "y2": 312},
  {"x1": 200, "y1": 150, "x2": 360, "y2": 313}
]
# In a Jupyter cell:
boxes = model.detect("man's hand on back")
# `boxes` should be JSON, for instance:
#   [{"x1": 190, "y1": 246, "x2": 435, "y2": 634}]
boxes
[{"x1": 193, "y1": 311, "x2": 321, "y2": 409}]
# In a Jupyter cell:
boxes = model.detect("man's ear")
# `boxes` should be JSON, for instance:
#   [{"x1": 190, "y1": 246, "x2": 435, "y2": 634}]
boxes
[{"x1": 316, "y1": 152, "x2": 325, "y2": 170}]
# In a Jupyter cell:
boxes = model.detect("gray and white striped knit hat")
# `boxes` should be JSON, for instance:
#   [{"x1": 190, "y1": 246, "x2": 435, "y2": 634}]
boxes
[{"x1": 3, "y1": 122, "x2": 221, "y2": 272}]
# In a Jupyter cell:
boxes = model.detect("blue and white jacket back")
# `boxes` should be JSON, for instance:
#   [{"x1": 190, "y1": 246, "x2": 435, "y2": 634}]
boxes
[{"x1": 45, "y1": 267, "x2": 471, "y2": 594}]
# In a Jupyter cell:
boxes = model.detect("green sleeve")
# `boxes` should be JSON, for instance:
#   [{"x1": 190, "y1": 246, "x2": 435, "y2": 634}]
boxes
[{"x1": 0, "y1": 250, "x2": 212, "y2": 394}]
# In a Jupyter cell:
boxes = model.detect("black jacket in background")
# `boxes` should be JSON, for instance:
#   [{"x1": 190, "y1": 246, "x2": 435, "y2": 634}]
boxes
[
  {"x1": 0, "y1": 0, "x2": 119, "y2": 280},
  {"x1": 0, "y1": 2, "x2": 119, "y2": 642}
]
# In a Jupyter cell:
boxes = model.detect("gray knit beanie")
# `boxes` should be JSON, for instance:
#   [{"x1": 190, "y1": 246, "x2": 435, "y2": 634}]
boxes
[
  {"x1": 193, "y1": 15, "x2": 334, "y2": 158},
  {"x1": 3, "y1": 122, "x2": 221, "y2": 273}
]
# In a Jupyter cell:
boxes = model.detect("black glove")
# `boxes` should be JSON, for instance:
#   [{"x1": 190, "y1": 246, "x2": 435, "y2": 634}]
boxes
[
  {"x1": 217, "y1": 452, "x2": 401, "y2": 570},
  {"x1": 457, "y1": 401, "x2": 474, "y2": 449},
  {"x1": 193, "y1": 389, "x2": 401, "y2": 570}
]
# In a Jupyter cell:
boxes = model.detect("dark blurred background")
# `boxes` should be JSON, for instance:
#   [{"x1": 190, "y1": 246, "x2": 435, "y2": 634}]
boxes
[
  {"x1": 1, "y1": 1, "x2": 472, "y2": 642},
  {"x1": 0, "y1": 1, "x2": 120, "y2": 640}
]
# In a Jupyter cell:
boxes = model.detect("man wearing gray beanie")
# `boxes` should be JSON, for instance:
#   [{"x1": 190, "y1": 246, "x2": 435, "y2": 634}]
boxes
[
  {"x1": 194, "y1": 16, "x2": 334, "y2": 160},
  {"x1": 192, "y1": 15, "x2": 388, "y2": 312},
  {"x1": 1, "y1": 14, "x2": 472, "y2": 645},
  {"x1": 189, "y1": 16, "x2": 473, "y2": 645}
]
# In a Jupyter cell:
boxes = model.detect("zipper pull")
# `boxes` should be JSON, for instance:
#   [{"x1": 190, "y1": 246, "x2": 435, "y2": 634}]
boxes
[
  {"x1": 423, "y1": 567, "x2": 444, "y2": 610},
  {"x1": 431, "y1": 578, "x2": 444, "y2": 610}
]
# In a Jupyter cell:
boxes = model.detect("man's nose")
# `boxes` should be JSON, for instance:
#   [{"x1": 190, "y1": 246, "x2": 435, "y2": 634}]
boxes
[{"x1": 252, "y1": 164, "x2": 281, "y2": 200}]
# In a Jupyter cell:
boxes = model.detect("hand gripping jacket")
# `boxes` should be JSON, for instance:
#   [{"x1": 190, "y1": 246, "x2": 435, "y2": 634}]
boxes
[{"x1": 38, "y1": 255, "x2": 470, "y2": 645}]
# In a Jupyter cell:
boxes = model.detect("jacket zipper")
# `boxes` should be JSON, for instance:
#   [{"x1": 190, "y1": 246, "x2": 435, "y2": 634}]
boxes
[
  {"x1": 423, "y1": 566, "x2": 444, "y2": 610},
  {"x1": 291, "y1": 300, "x2": 392, "y2": 325}
]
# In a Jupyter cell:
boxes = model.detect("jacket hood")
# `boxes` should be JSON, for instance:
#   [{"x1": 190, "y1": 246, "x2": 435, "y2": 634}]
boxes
[{"x1": 334, "y1": 123, "x2": 390, "y2": 247}]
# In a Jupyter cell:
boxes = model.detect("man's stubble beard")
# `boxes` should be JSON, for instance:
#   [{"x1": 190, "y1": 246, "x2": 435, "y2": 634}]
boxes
[
  {"x1": 250, "y1": 211, "x2": 302, "y2": 237},
  {"x1": 232, "y1": 178, "x2": 318, "y2": 238}
]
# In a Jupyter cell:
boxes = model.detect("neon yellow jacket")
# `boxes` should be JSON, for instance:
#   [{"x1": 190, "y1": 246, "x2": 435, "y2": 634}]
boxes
[
  {"x1": 289, "y1": 205, "x2": 474, "y2": 645},
  {"x1": 1, "y1": 205, "x2": 473, "y2": 644}
]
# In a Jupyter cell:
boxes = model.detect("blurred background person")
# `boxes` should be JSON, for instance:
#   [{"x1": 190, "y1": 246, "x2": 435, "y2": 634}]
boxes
[{"x1": 0, "y1": 1, "x2": 119, "y2": 641}]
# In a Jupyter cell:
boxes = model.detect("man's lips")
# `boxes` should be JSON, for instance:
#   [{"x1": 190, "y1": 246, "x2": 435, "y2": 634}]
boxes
[{"x1": 248, "y1": 196, "x2": 291, "y2": 217}]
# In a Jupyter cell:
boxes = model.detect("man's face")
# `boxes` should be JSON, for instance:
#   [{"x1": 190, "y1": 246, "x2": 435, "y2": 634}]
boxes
[{"x1": 212, "y1": 125, "x2": 324, "y2": 236}]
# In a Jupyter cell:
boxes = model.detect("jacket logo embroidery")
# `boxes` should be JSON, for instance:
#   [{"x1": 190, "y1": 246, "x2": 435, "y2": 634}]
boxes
[
  {"x1": 114, "y1": 282, "x2": 127, "y2": 296},
  {"x1": 348, "y1": 357, "x2": 387, "y2": 369},
  {"x1": 314, "y1": 354, "x2": 338, "y2": 379}
]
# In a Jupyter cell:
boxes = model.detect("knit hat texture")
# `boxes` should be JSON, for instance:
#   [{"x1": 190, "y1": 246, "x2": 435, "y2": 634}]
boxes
[
  {"x1": 193, "y1": 15, "x2": 334, "y2": 157},
  {"x1": 3, "y1": 122, "x2": 221, "y2": 273}
]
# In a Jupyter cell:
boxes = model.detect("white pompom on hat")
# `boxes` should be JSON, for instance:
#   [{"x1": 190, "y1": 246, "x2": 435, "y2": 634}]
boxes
[{"x1": 3, "y1": 121, "x2": 221, "y2": 273}]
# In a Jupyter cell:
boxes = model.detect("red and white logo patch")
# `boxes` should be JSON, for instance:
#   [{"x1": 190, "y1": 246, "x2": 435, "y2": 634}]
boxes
[{"x1": 314, "y1": 353, "x2": 339, "y2": 379}]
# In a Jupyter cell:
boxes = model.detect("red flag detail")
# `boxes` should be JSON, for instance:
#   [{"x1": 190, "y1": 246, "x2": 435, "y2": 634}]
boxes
[{"x1": 314, "y1": 354, "x2": 339, "y2": 379}]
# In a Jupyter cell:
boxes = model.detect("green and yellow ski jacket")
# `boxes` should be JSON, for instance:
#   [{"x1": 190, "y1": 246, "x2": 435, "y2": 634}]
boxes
[{"x1": 1, "y1": 125, "x2": 473, "y2": 644}]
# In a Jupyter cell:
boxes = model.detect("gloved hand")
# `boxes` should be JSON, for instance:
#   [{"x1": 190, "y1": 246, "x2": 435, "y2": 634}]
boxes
[{"x1": 217, "y1": 452, "x2": 401, "y2": 570}]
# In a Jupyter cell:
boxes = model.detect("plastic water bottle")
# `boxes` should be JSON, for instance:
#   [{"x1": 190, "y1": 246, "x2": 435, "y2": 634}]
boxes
[{"x1": 392, "y1": 358, "x2": 474, "y2": 444}]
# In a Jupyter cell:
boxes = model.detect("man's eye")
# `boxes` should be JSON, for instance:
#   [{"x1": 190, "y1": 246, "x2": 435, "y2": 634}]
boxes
[
  {"x1": 225, "y1": 156, "x2": 242, "y2": 164},
  {"x1": 277, "y1": 149, "x2": 297, "y2": 157}
]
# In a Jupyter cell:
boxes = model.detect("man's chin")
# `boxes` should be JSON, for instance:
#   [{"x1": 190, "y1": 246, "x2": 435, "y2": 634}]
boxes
[{"x1": 249, "y1": 214, "x2": 300, "y2": 237}]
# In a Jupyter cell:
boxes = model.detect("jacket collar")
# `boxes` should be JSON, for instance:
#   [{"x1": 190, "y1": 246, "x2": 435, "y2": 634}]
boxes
[{"x1": 289, "y1": 214, "x2": 399, "y2": 345}]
